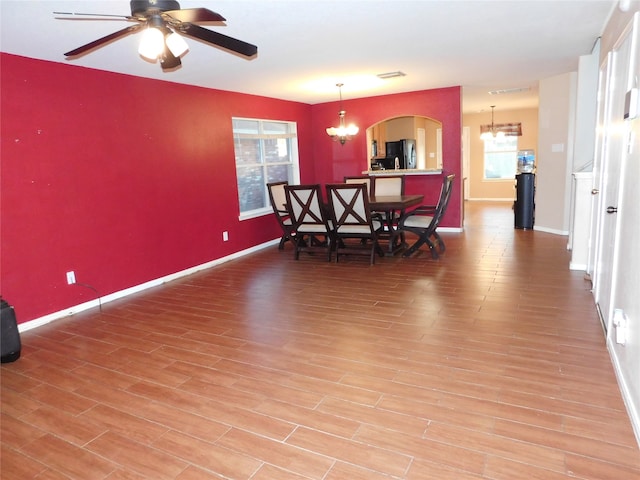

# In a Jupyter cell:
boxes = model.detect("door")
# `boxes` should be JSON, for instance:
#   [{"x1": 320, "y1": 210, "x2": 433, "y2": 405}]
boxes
[
  {"x1": 587, "y1": 57, "x2": 609, "y2": 281},
  {"x1": 462, "y1": 126, "x2": 470, "y2": 200},
  {"x1": 592, "y1": 24, "x2": 633, "y2": 332}
]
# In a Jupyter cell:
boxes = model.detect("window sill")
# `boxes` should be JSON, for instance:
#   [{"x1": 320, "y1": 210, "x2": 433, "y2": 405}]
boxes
[{"x1": 239, "y1": 208, "x2": 271, "y2": 221}]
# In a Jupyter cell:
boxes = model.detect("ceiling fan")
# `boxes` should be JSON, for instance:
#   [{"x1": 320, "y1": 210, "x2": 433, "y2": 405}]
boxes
[{"x1": 54, "y1": 0, "x2": 258, "y2": 71}]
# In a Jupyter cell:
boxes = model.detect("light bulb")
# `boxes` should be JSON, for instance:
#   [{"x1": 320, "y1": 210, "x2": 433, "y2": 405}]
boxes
[
  {"x1": 166, "y1": 32, "x2": 188, "y2": 57},
  {"x1": 138, "y1": 27, "x2": 164, "y2": 60}
]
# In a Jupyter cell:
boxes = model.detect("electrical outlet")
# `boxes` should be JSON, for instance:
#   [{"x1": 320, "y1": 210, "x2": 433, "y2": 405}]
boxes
[
  {"x1": 66, "y1": 271, "x2": 76, "y2": 285},
  {"x1": 223, "y1": 231, "x2": 229, "y2": 241}
]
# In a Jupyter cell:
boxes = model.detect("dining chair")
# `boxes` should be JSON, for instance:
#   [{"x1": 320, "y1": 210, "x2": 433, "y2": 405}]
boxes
[
  {"x1": 399, "y1": 174, "x2": 455, "y2": 259},
  {"x1": 284, "y1": 184, "x2": 334, "y2": 261},
  {"x1": 371, "y1": 174, "x2": 406, "y2": 244},
  {"x1": 344, "y1": 175, "x2": 373, "y2": 195},
  {"x1": 267, "y1": 181, "x2": 295, "y2": 250},
  {"x1": 326, "y1": 183, "x2": 384, "y2": 265},
  {"x1": 372, "y1": 175, "x2": 405, "y2": 196}
]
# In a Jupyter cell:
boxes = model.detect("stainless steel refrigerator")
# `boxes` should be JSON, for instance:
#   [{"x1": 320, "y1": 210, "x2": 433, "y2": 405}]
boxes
[{"x1": 385, "y1": 139, "x2": 417, "y2": 169}]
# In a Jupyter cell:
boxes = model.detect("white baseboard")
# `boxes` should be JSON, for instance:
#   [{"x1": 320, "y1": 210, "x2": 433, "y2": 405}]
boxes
[
  {"x1": 533, "y1": 226, "x2": 569, "y2": 236},
  {"x1": 467, "y1": 198, "x2": 514, "y2": 202},
  {"x1": 569, "y1": 262, "x2": 587, "y2": 271},
  {"x1": 608, "y1": 338, "x2": 640, "y2": 448},
  {"x1": 18, "y1": 239, "x2": 279, "y2": 333}
]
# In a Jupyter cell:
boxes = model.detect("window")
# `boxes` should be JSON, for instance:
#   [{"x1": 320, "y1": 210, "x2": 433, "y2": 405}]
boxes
[
  {"x1": 483, "y1": 136, "x2": 518, "y2": 180},
  {"x1": 232, "y1": 118, "x2": 300, "y2": 219}
]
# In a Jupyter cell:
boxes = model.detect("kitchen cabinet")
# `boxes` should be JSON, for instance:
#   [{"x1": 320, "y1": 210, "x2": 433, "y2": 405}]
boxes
[{"x1": 369, "y1": 122, "x2": 387, "y2": 159}]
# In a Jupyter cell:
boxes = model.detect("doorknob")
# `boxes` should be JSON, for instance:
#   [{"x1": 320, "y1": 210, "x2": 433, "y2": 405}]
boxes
[
  {"x1": 606, "y1": 206, "x2": 618, "y2": 214},
  {"x1": 591, "y1": 189, "x2": 599, "y2": 195}
]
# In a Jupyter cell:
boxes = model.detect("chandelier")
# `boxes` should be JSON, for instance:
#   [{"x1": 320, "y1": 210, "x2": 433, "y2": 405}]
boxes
[
  {"x1": 480, "y1": 105, "x2": 505, "y2": 140},
  {"x1": 326, "y1": 83, "x2": 359, "y2": 145}
]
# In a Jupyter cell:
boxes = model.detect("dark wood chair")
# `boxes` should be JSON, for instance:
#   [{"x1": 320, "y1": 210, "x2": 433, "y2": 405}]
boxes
[
  {"x1": 371, "y1": 174, "x2": 406, "y2": 244},
  {"x1": 344, "y1": 175, "x2": 373, "y2": 195},
  {"x1": 267, "y1": 181, "x2": 295, "y2": 250},
  {"x1": 326, "y1": 183, "x2": 384, "y2": 265},
  {"x1": 399, "y1": 174, "x2": 455, "y2": 259},
  {"x1": 284, "y1": 184, "x2": 334, "y2": 261},
  {"x1": 372, "y1": 175, "x2": 405, "y2": 197}
]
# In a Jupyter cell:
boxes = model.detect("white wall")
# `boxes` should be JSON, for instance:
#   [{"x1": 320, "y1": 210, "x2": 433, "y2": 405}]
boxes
[
  {"x1": 536, "y1": 72, "x2": 577, "y2": 234},
  {"x1": 573, "y1": 40, "x2": 601, "y2": 172}
]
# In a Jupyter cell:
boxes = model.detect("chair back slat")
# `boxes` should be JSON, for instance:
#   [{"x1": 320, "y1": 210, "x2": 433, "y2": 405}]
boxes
[
  {"x1": 328, "y1": 184, "x2": 371, "y2": 228},
  {"x1": 344, "y1": 175, "x2": 372, "y2": 195},
  {"x1": 373, "y1": 175, "x2": 405, "y2": 196},
  {"x1": 285, "y1": 184, "x2": 331, "y2": 231}
]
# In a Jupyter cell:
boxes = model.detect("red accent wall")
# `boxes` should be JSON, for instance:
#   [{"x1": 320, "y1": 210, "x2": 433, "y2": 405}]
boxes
[
  {"x1": 1, "y1": 53, "x2": 462, "y2": 324},
  {"x1": 0, "y1": 54, "x2": 313, "y2": 323}
]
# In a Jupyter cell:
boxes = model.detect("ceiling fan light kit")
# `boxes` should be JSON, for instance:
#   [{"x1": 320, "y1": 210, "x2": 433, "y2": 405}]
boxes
[
  {"x1": 130, "y1": 0, "x2": 180, "y2": 17},
  {"x1": 56, "y1": 0, "x2": 257, "y2": 71},
  {"x1": 138, "y1": 25, "x2": 165, "y2": 60},
  {"x1": 165, "y1": 31, "x2": 189, "y2": 57}
]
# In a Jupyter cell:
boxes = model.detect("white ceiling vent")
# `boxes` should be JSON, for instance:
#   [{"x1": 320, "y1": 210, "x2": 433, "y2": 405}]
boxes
[
  {"x1": 489, "y1": 87, "x2": 530, "y2": 95},
  {"x1": 377, "y1": 71, "x2": 407, "y2": 79}
]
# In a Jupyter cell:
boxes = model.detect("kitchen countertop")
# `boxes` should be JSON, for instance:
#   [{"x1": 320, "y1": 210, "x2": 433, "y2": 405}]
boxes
[{"x1": 363, "y1": 169, "x2": 443, "y2": 176}]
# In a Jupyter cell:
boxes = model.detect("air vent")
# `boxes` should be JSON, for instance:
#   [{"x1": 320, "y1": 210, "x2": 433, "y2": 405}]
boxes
[
  {"x1": 377, "y1": 71, "x2": 406, "y2": 79},
  {"x1": 489, "y1": 87, "x2": 530, "y2": 95}
]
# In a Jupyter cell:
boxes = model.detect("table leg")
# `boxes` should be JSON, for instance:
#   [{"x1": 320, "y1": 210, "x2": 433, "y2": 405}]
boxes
[{"x1": 382, "y1": 209, "x2": 406, "y2": 256}]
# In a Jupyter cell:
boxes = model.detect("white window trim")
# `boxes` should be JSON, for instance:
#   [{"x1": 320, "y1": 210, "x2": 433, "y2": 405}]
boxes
[
  {"x1": 483, "y1": 136, "x2": 519, "y2": 181},
  {"x1": 233, "y1": 117, "x2": 300, "y2": 220}
]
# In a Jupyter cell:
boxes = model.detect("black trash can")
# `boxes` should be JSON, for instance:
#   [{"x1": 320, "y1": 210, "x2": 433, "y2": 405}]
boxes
[
  {"x1": 514, "y1": 173, "x2": 535, "y2": 229},
  {"x1": 1, "y1": 299, "x2": 21, "y2": 363}
]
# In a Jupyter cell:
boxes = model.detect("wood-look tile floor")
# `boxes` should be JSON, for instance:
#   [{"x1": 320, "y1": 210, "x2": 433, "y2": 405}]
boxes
[{"x1": 2, "y1": 201, "x2": 639, "y2": 479}]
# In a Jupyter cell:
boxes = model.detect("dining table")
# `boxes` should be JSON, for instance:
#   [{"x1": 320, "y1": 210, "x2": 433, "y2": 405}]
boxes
[
  {"x1": 281, "y1": 190, "x2": 424, "y2": 256},
  {"x1": 369, "y1": 194, "x2": 424, "y2": 255}
]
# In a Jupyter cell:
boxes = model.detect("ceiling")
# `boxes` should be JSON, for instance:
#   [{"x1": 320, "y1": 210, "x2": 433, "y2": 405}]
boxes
[{"x1": 1, "y1": 1, "x2": 616, "y2": 114}]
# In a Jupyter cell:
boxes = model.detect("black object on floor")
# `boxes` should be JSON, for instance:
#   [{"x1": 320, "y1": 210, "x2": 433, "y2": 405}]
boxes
[{"x1": 1, "y1": 299, "x2": 21, "y2": 363}]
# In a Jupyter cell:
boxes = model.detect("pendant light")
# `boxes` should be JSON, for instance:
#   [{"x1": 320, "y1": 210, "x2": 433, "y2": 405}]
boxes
[
  {"x1": 480, "y1": 105, "x2": 505, "y2": 140},
  {"x1": 326, "y1": 83, "x2": 359, "y2": 145}
]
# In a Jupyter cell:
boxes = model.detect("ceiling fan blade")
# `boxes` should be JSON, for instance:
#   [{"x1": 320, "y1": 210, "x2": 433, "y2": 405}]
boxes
[
  {"x1": 160, "y1": 48, "x2": 182, "y2": 71},
  {"x1": 164, "y1": 8, "x2": 225, "y2": 23},
  {"x1": 54, "y1": 11, "x2": 134, "y2": 20},
  {"x1": 180, "y1": 24, "x2": 257, "y2": 57},
  {"x1": 64, "y1": 24, "x2": 143, "y2": 56}
]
